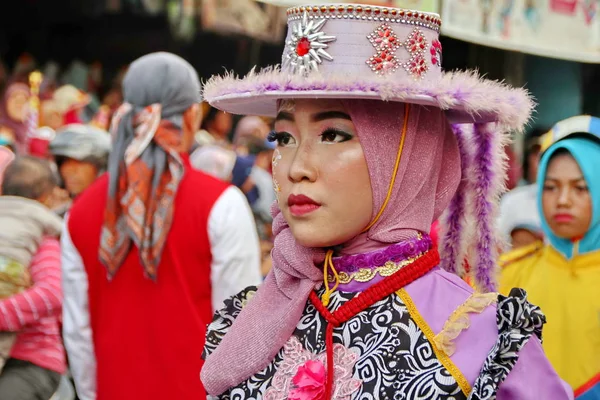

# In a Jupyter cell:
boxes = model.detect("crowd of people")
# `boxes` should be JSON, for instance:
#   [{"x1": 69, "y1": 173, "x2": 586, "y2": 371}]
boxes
[{"x1": 0, "y1": 2, "x2": 598, "y2": 400}]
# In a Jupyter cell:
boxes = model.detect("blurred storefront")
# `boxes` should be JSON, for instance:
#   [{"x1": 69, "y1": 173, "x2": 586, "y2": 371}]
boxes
[{"x1": 1, "y1": 0, "x2": 598, "y2": 134}]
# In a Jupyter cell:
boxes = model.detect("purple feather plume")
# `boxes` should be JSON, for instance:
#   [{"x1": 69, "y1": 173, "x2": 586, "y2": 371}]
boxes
[
  {"x1": 439, "y1": 124, "x2": 473, "y2": 276},
  {"x1": 470, "y1": 123, "x2": 508, "y2": 292}
]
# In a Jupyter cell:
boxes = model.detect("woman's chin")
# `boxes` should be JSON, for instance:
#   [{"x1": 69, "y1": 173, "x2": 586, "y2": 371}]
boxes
[
  {"x1": 551, "y1": 227, "x2": 586, "y2": 241},
  {"x1": 290, "y1": 225, "x2": 355, "y2": 249}
]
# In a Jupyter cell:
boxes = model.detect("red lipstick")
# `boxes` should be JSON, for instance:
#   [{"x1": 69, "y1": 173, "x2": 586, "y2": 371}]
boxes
[
  {"x1": 553, "y1": 213, "x2": 574, "y2": 223},
  {"x1": 287, "y1": 194, "x2": 321, "y2": 216}
]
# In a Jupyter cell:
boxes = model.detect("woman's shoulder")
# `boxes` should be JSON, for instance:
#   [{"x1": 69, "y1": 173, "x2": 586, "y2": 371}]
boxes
[
  {"x1": 203, "y1": 286, "x2": 258, "y2": 359},
  {"x1": 470, "y1": 288, "x2": 573, "y2": 399},
  {"x1": 499, "y1": 242, "x2": 545, "y2": 295},
  {"x1": 499, "y1": 241, "x2": 544, "y2": 270}
]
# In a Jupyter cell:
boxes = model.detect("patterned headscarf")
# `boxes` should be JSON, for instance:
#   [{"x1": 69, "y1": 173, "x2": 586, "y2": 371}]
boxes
[{"x1": 99, "y1": 52, "x2": 201, "y2": 280}]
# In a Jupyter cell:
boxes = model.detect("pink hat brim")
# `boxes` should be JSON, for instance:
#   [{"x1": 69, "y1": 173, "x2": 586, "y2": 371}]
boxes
[{"x1": 204, "y1": 68, "x2": 534, "y2": 130}]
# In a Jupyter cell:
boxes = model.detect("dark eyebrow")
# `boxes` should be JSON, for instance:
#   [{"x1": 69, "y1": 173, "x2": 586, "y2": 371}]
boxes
[
  {"x1": 275, "y1": 111, "x2": 294, "y2": 122},
  {"x1": 312, "y1": 111, "x2": 352, "y2": 122}
]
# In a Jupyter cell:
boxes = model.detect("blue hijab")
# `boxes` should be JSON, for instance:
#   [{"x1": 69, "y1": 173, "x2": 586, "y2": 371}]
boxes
[{"x1": 537, "y1": 135, "x2": 600, "y2": 259}]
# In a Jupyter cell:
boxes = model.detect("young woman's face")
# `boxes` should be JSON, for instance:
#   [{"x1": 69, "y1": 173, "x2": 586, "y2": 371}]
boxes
[
  {"x1": 542, "y1": 152, "x2": 593, "y2": 241},
  {"x1": 272, "y1": 99, "x2": 373, "y2": 248}
]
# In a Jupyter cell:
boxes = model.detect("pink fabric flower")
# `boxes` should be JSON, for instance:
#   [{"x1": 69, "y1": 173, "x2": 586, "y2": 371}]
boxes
[
  {"x1": 264, "y1": 336, "x2": 362, "y2": 400},
  {"x1": 288, "y1": 360, "x2": 326, "y2": 400}
]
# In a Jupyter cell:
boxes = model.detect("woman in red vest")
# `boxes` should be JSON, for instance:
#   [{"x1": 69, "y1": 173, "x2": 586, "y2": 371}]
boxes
[{"x1": 61, "y1": 52, "x2": 262, "y2": 400}]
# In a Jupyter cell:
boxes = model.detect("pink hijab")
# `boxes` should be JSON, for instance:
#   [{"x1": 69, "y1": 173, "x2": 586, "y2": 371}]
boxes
[{"x1": 201, "y1": 101, "x2": 462, "y2": 395}]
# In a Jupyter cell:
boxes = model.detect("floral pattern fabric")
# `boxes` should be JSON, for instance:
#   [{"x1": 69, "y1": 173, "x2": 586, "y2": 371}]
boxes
[
  {"x1": 204, "y1": 287, "x2": 545, "y2": 400},
  {"x1": 204, "y1": 286, "x2": 465, "y2": 400}
]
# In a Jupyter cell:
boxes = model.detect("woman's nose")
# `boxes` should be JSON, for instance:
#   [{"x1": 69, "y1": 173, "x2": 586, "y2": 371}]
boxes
[{"x1": 288, "y1": 147, "x2": 318, "y2": 183}]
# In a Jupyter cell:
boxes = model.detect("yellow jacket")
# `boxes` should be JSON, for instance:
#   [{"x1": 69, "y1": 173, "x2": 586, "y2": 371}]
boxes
[{"x1": 500, "y1": 242, "x2": 600, "y2": 397}]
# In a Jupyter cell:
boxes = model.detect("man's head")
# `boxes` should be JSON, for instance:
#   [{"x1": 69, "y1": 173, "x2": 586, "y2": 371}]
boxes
[
  {"x1": 118, "y1": 52, "x2": 202, "y2": 155},
  {"x1": 1, "y1": 156, "x2": 57, "y2": 207},
  {"x1": 50, "y1": 124, "x2": 111, "y2": 197}
]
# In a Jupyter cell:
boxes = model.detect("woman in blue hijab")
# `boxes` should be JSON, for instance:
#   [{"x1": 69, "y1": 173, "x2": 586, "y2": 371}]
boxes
[{"x1": 501, "y1": 115, "x2": 600, "y2": 399}]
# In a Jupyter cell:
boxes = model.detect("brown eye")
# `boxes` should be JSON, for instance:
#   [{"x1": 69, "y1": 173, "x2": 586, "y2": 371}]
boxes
[
  {"x1": 268, "y1": 131, "x2": 296, "y2": 147},
  {"x1": 320, "y1": 128, "x2": 352, "y2": 143}
]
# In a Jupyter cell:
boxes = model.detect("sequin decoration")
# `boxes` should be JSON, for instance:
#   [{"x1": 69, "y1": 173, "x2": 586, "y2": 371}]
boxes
[
  {"x1": 283, "y1": 11, "x2": 336, "y2": 75},
  {"x1": 405, "y1": 53, "x2": 428, "y2": 79},
  {"x1": 366, "y1": 24, "x2": 401, "y2": 75},
  {"x1": 285, "y1": 5, "x2": 442, "y2": 34},
  {"x1": 404, "y1": 28, "x2": 428, "y2": 54},
  {"x1": 367, "y1": 49, "x2": 400, "y2": 74},
  {"x1": 367, "y1": 23, "x2": 401, "y2": 52},
  {"x1": 430, "y1": 39, "x2": 442, "y2": 67},
  {"x1": 402, "y1": 28, "x2": 429, "y2": 79}
]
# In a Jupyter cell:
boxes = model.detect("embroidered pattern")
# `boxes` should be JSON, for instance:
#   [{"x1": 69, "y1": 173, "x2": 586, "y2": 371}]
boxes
[
  {"x1": 468, "y1": 288, "x2": 546, "y2": 400},
  {"x1": 264, "y1": 336, "x2": 361, "y2": 400},
  {"x1": 331, "y1": 253, "x2": 425, "y2": 284},
  {"x1": 434, "y1": 292, "x2": 498, "y2": 356},
  {"x1": 283, "y1": 12, "x2": 336, "y2": 75},
  {"x1": 204, "y1": 286, "x2": 466, "y2": 399}
]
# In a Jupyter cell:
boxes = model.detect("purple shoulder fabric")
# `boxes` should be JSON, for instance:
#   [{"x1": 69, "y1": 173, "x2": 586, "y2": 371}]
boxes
[
  {"x1": 404, "y1": 267, "x2": 497, "y2": 386},
  {"x1": 497, "y1": 338, "x2": 574, "y2": 400},
  {"x1": 404, "y1": 268, "x2": 573, "y2": 399}
]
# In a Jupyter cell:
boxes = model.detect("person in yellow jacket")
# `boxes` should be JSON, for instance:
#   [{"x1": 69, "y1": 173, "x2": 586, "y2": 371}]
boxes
[{"x1": 500, "y1": 115, "x2": 600, "y2": 400}]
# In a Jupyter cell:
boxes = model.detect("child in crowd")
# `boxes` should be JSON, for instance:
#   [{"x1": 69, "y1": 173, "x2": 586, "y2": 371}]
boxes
[{"x1": 0, "y1": 156, "x2": 62, "y2": 371}]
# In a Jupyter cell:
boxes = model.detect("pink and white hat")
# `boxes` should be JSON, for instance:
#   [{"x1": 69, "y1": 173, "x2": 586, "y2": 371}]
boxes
[{"x1": 204, "y1": 3, "x2": 533, "y2": 128}]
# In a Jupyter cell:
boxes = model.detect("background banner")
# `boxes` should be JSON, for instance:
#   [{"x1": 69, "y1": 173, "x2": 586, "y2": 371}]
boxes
[{"x1": 441, "y1": 0, "x2": 600, "y2": 62}]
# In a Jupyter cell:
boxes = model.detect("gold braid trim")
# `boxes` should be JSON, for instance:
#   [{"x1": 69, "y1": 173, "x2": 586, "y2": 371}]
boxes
[
  {"x1": 433, "y1": 292, "x2": 498, "y2": 357},
  {"x1": 397, "y1": 288, "x2": 472, "y2": 397},
  {"x1": 331, "y1": 252, "x2": 425, "y2": 284}
]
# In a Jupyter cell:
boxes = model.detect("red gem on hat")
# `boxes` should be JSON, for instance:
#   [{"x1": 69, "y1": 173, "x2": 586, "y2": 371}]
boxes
[{"x1": 296, "y1": 37, "x2": 311, "y2": 57}]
